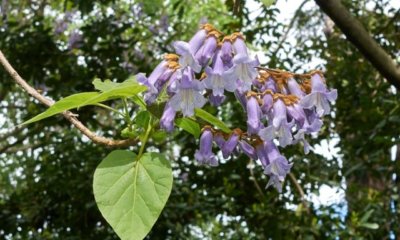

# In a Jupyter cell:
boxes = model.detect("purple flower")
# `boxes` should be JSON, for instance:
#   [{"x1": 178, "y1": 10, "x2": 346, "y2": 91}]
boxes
[
  {"x1": 188, "y1": 28, "x2": 207, "y2": 54},
  {"x1": 220, "y1": 39, "x2": 233, "y2": 65},
  {"x1": 203, "y1": 49, "x2": 236, "y2": 96},
  {"x1": 195, "y1": 128, "x2": 218, "y2": 166},
  {"x1": 213, "y1": 132, "x2": 226, "y2": 149},
  {"x1": 246, "y1": 95, "x2": 262, "y2": 135},
  {"x1": 234, "y1": 90, "x2": 247, "y2": 110},
  {"x1": 263, "y1": 141, "x2": 292, "y2": 192},
  {"x1": 137, "y1": 61, "x2": 171, "y2": 105},
  {"x1": 232, "y1": 34, "x2": 248, "y2": 56},
  {"x1": 239, "y1": 140, "x2": 257, "y2": 159},
  {"x1": 173, "y1": 41, "x2": 202, "y2": 73},
  {"x1": 261, "y1": 93, "x2": 273, "y2": 114},
  {"x1": 255, "y1": 141, "x2": 269, "y2": 167},
  {"x1": 160, "y1": 103, "x2": 176, "y2": 132},
  {"x1": 223, "y1": 54, "x2": 259, "y2": 92},
  {"x1": 222, "y1": 129, "x2": 241, "y2": 158},
  {"x1": 287, "y1": 77, "x2": 305, "y2": 97},
  {"x1": 300, "y1": 73, "x2": 337, "y2": 116},
  {"x1": 168, "y1": 68, "x2": 206, "y2": 116},
  {"x1": 259, "y1": 99, "x2": 294, "y2": 147},
  {"x1": 208, "y1": 94, "x2": 226, "y2": 106},
  {"x1": 195, "y1": 34, "x2": 218, "y2": 67},
  {"x1": 68, "y1": 30, "x2": 83, "y2": 50}
]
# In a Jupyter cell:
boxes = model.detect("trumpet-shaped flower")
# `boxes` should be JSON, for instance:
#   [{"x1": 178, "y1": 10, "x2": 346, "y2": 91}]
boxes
[
  {"x1": 301, "y1": 73, "x2": 337, "y2": 116},
  {"x1": 168, "y1": 68, "x2": 206, "y2": 116},
  {"x1": 195, "y1": 128, "x2": 218, "y2": 166}
]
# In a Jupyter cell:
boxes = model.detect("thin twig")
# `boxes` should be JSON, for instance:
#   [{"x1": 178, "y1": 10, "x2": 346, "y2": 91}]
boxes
[
  {"x1": 248, "y1": 159, "x2": 265, "y2": 198},
  {"x1": 0, "y1": 50, "x2": 137, "y2": 148},
  {"x1": 288, "y1": 172, "x2": 310, "y2": 213},
  {"x1": 270, "y1": 0, "x2": 309, "y2": 58}
]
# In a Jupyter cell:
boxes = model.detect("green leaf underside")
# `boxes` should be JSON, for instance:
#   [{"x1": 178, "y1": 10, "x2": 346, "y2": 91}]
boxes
[
  {"x1": 194, "y1": 108, "x2": 231, "y2": 133},
  {"x1": 93, "y1": 150, "x2": 173, "y2": 240},
  {"x1": 22, "y1": 78, "x2": 146, "y2": 125},
  {"x1": 176, "y1": 118, "x2": 201, "y2": 138},
  {"x1": 22, "y1": 92, "x2": 99, "y2": 125}
]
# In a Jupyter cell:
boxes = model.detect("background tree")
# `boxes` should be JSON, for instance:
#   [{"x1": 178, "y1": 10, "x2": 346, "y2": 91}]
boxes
[{"x1": 0, "y1": 0, "x2": 399, "y2": 239}]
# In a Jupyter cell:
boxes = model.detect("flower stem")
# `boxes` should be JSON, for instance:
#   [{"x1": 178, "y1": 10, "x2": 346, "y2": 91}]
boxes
[{"x1": 137, "y1": 115, "x2": 152, "y2": 160}]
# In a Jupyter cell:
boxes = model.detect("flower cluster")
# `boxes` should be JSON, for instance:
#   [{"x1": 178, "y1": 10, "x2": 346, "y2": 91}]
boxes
[{"x1": 138, "y1": 24, "x2": 337, "y2": 192}]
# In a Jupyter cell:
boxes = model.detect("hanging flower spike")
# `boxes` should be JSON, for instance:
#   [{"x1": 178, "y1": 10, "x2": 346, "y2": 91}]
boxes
[
  {"x1": 300, "y1": 73, "x2": 338, "y2": 116},
  {"x1": 168, "y1": 68, "x2": 206, "y2": 117},
  {"x1": 195, "y1": 126, "x2": 218, "y2": 166},
  {"x1": 263, "y1": 141, "x2": 292, "y2": 192},
  {"x1": 160, "y1": 102, "x2": 177, "y2": 132},
  {"x1": 246, "y1": 92, "x2": 262, "y2": 135},
  {"x1": 223, "y1": 33, "x2": 259, "y2": 92},
  {"x1": 204, "y1": 48, "x2": 236, "y2": 96},
  {"x1": 259, "y1": 98, "x2": 294, "y2": 147},
  {"x1": 222, "y1": 128, "x2": 241, "y2": 159}
]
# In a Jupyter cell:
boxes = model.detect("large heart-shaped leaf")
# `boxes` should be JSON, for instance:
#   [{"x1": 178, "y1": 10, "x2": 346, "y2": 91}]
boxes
[{"x1": 93, "y1": 150, "x2": 173, "y2": 240}]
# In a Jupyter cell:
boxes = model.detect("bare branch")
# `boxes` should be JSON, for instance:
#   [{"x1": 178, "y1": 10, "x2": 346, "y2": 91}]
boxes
[
  {"x1": 0, "y1": 50, "x2": 137, "y2": 148},
  {"x1": 314, "y1": 0, "x2": 400, "y2": 89},
  {"x1": 288, "y1": 172, "x2": 310, "y2": 213},
  {"x1": 270, "y1": 0, "x2": 309, "y2": 58}
]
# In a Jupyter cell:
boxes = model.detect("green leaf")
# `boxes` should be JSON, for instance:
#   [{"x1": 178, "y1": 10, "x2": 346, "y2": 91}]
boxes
[
  {"x1": 261, "y1": 0, "x2": 275, "y2": 7},
  {"x1": 175, "y1": 118, "x2": 201, "y2": 138},
  {"x1": 80, "y1": 77, "x2": 147, "y2": 107},
  {"x1": 93, "y1": 150, "x2": 173, "y2": 240},
  {"x1": 22, "y1": 92, "x2": 99, "y2": 125},
  {"x1": 92, "y1": 78, "x2": 120, "y2": 92},
  {"x1": 359, "y1": 223, "x2": 379, "y2": 229},
  {"x1": 135, "y1": 111, "x2": 151, "y2": 129},
  {"x1": 194, "y1": 108, "x2": 231, "y2": 133},
  {"x1": 23, "y1": 78, "x2": 147, "y2": 125}
]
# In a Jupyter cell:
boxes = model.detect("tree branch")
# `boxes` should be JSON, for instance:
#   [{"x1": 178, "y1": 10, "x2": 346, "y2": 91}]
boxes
[
  {"x1": 0, "y1": 50, "x2": 137, "y2": 148},
  {"x1": 314, "y1": 0, "x2": 400, "y2": 89}
]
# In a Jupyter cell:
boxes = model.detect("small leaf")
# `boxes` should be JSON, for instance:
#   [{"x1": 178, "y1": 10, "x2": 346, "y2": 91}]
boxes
[
  {"x1": 195, "y1": 108, "x2": 231, "y2": 133},
  {"x1": 93, "y1": 150, "x2": 173, "y2": 240},
  {"x1": 359, "y1": 223, "x2": 379, "y2": 229},
  {"x1": 176, "y1": 118, "x2": 201, "y2": 138},
  {"x1": 92, "y1": 78, "x2": 120, "y2": 92},
  {"x1": 261, "y1": 0, "x2": 275, "y2": 7},
  {"x1": 81, "y1": 77, "x2": 147, "y2": 106},
  {"x1": 135, "y1": 111, "x2": 151, "y2": 128},
  {"x1": 121, "y1": 127, "x2": 138, "y2": 139},
  {"x1": 22, "y1": 92, "x2": 99, "y2": 125}
]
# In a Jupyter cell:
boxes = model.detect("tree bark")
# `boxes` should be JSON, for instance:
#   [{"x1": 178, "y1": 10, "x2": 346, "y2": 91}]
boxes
[{"x1": 314, "y1": 0, "x2": 400, "y2": 89}]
